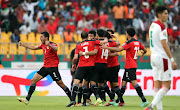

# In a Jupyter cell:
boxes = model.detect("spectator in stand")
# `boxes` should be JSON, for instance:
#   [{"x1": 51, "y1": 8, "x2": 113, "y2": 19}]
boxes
[
  {"x1": 9, "y1": 8, "x2": 19, "y2": 32},
  {"x1": 66, "y1": 19, "x2": 76, "y2": 33},
  {"x1": 124, "y1": 2, "x2": 134, "y2": 26},
  {"x1": 133, "y1": 15, "x2": 144, "y2": 39},
  {"x1": 1, "y1": 0, "x2": 10, "y2": 9},
  {"x1": 112, "y1": 2, "x2": 125, "y2": 34},
  {"x1": 29, "y1": 16, "x2": 39, "y2": 33},
  {"x1": 15, "y1": 4, "x2": 24, "y2": 26},
  {"x1": 23, "y1": 0, "x2": 39, "y2": 15},
  {"x1": 98, "y1": 11, "x2": 109, "y2": 29},
  {"x1": 19, "y1": 22, "x2": 31, "y2": 35},
  {"x1": 46, "y1": 6, "x2": 53, "y2": 17},
  {"x1": 67, "y1": 11, "x2": 75, "y2": 21},
  {"x1": 105, "y1": 18, "x2": 114, "y2": 31},
  {"x1": 77, "y1": 16, "x2": 88, "y2": 34},
  {"x1": 82, "y1": 3, "x2": 91, "y2": 15},
  {"x1": 57, "y1": 22, "x2": 64, "y2": 37},
  {"x1": 48, "y1": 0, "x2": 55, "y2": 13},
  {"x1": 64, "y1": 29, "x2": 74, "y2": 43},
  {"x1": 38, "y1": 0, "x2": 46, "y2": 10},
  {"x1": 74, "y1": 9, "x2": 83, "y2": 24},
  {"x1": 37, "y1": 20, "x2": 48, "y2": 33},
  {"x1": 10, "y1": 29, "x2": 20, "y2": 43},
  {"x1": 23, "y1": 10, "x2": 33, "y2": 24},
  {"x1": 83, "y1": 22, "x2": 93, "y2": 33},
  {"x1": 46, "y1": 17, "x2": 57, "y2": 35}
]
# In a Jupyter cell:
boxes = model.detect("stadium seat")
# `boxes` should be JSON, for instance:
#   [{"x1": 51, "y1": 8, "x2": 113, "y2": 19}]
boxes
[
  {"x1": 49, "y1": 35, "x2": 53, "y2": 41},
  {"x1": 146, "y1": 48, "x2": 151, "y2": 56},
  {"x1": 20, "y1": 34, "x2": 27, "y2": 43},
  {"x1": 18, "y1": 45, "x2": 26, "y2": 55},
  {"x1": 1, "y1": 32, "x2": 10, "y2": 43},
  {"x1": 57, "y1": 44, "x2": 63, "y2": 55},
  {"x1": 0, "y1": 44, "x2": 9, "y2": 55},
  {"x1": 36, "y1": 33, "x2": 41, "y2": 43},
  {"x1": 35, "y1": 49, "x2": 43, "y2": 55},
  {"x1": 28, "y1": 44, "x2": 35, "y2": 55},
  {"x1": 64, "y1": 44, "x2": 70, "y2": 55},
  {"x1": 73, "y1": 33, "x2": 78, "y2": 42},
  {"x1": 70, "y1": 43, "x2": 76, "y2": 51},
  {"x1": 77, "y1": 34, "x2": 82, "y2": 42},
  {"x1": 9, "y1": 43, "x2": 17, "y2": 54},
  {"x1": 53, "y1": 34, "x2": 62, "y2": 43},
  {"x1": 27, "y1": 32, "x2": 36, "y2": 43},
  {"x1": 119, "y1": 35, "x2": 126, "y2": 44}
]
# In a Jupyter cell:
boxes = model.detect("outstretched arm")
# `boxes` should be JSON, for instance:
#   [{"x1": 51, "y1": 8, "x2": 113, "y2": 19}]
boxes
[
  {"x1": 101, "y1": 45, "x2": 124, "y2": 52},
  {"x1": 19, "y1": 41, "x2": 40, "y2": 50},
  {"x1": 79, "y1": 49, "x2": 98, "y2": 56},
  {"x1": 109, "y1": 52, "x2": 119, "y2": 56},
  {"x1": 140, "y1": 48, "x2": 147, "y2": 56},
  {"x1": 111, "y1": 34, "x2": 120, "y2": 46}
]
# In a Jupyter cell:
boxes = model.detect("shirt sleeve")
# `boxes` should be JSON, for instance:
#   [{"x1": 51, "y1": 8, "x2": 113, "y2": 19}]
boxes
[
  {"x1": 140, "y1": 42, "x2": 145, "y2": 50},
  {"x1": 51, "y1": 43, "x2": 58, "y2": 47},
  {"x1": 95, "y1": 40, "x2": 100, "y2": 44},
  {"x1": 75, "y1": 45, "x2": 79, "y2": 54},
  {"x1": 95, "y1": 44, "x2": 99, "y2": 50},
  {"x1": 38, "y1": 44, "x2": 42, "y2": 49},
  {"x1": 160, "y1": 29, "x2": 168, "y2": 40},
  {"x1": 112, "y1": 41, "x2": 117, "y2": 47},
  {"x1": 122, "y1": 42, "x2": 129, "y2": 50}
]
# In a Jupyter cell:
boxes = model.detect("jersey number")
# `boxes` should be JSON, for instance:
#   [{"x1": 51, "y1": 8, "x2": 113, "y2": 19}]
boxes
[
  {"x1": 150, "y1": 31, "x2": 154, "y2": 47},
  {"x1": 133, "y1": 47, "x2": 139, "y2": 59},
  {"x1": 83, "y1": 46, "x2": 89, "y2": 59},
  {"x1": 101, "y1": 49, "x2": 108, "y2": 59}
]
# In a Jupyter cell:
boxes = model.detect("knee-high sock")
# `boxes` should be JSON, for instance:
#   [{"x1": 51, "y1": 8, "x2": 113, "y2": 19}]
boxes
[
  {"x1": 99, "y1": 86, "x2": 106, "y2": 101},
  {"x1": 82, "y1": 86, "x2": 88, "y2": 104},
  {"x1": 63, "y1": 86, "x2": 72, "y2": 101},
  {"x1": 26, "y1": 84, "x2": 36, "y2": 101},
  {"x1": 71, "y1": 84, "x2": 79, "y2": 101},
  {"x1": 114, "y1": 86, "x2": 124, "y2": 103},
  {"x1": 154, "y1": 88, "x2": 163, "y2": 110},
  {"x1": 77, "y1": 87, "x2": 83, "y2": 103},
  {"x1": 116, "y1": 86, "x2": 126, "y2": 103},
  {"x1": 134, "y1": 84, "x2": 146, "y2": 102},
  {"x1": 103, "y1": 84, "x2": 114, "y2": 100},
  {"x1": 152, "y1": 87, "x2": 169, "y2": 108},
  {"x1": 87, "y1": 88, "x2": 92, "y2": 99},
  {"x1": 111, "y1": 90, "x2": 115, "y2": 100},
  {"x1": 91, "y1": 85, "x2": 100, "y2": 99}
]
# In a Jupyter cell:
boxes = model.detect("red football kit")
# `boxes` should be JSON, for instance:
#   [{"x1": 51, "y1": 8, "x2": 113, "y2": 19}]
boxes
[
  {"x1": 75, "y1": 40, "x2": 100, "y2": 67},
  {"x1": 107, "y1": 41, "x2": 120, "y2": 68},
  {"x1": 38, "y1": 42, "x2": 59, "y2": 67},
  {"x1": 95, "y1": 39, "x2": 116, "y2": 64},
  {"x1": 122, "y1": 38, "x2": 145, "y2": 69}
]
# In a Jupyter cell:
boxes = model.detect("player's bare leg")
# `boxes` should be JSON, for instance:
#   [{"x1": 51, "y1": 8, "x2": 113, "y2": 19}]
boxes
[
  {"x1": 145, "y1": 81, "x2": 171, "y2": 110},
  {"x1": 56, "y1": 80, "x2": 71, "y2": 101},
  {"x1": 17, "y1": 73, "x2": 43, "y2": 105},
  {"x1": 131, "y1": 80, "x2": 149, "y2": 107},
  {"x1": 153, "y1": 81, "x2": 163, "y2": 110},
  {"x1": 66, "y1": 79, "x2": 81, "y2": 107},
  {"x1": 114, "y1": 80, "x2": 127, "y2": 106}
]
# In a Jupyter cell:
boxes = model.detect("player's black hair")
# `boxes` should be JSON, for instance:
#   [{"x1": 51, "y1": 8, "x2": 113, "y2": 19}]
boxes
[
  {"x1": 155, "y1": 6, "x2": 168, "y2": 17},
  {"x1": 89, "y1": 30, "x2": 96, "y2": 37},
  {"x1": 103, "y1": 31, "x2": 111, "y2": 39},
  {"x1": 81, "y1": 31, "x2": 88, "y2": 39},
  {"x1": 126, "y1": 27, "x2": 136, "y2": 37},
  {"x1": 97, "y1": 29, "x2": 104, "y2": 37},
  {"x1": 41, "y1": 32, "x2": 49, "y2": 40},
  {"x1": 107, "y1": 29, "x2": 114, "y2": 34}
]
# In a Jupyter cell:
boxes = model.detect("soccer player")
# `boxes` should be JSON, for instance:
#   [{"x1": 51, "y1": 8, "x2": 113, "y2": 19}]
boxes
[
  {"x1": 101, "y1": 27, "x2": 149, "y2": 107},
  {"x1": 145, "y1": 6, "x2": 177, "y2": 110},
  {"x1": 105, "y1": 29, "x2": 122, "y2": 106},
  {"x1": 70, "y1": 42, "x2": 83, "y2": 106},
  {"x1": 66, "y1": 31, "x2": 107, "y2": 107},
  {"x1": 17, "y1": 32, "x2": 71, "y2": 105}
]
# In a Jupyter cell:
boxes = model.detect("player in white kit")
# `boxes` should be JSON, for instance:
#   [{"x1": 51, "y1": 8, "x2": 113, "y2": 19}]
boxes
[{"x1": 145, "y1": 6, "x2": 177, "y2": 110}]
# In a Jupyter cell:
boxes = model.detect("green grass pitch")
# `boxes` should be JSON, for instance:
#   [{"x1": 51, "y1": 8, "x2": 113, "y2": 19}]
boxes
[{"x1": 0, "y1": 96, "x2": 179, "y2": 110}]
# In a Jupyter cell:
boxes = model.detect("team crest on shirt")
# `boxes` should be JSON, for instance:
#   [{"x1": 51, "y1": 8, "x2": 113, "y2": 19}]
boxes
[{"x1": 122, "y1": 43, "x2": 126, "y2": 46}]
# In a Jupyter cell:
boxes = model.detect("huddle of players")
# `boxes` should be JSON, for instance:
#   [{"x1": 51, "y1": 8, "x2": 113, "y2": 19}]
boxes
[{"x1": 67, "y1": 27, "x2": 149, "y2": 107}]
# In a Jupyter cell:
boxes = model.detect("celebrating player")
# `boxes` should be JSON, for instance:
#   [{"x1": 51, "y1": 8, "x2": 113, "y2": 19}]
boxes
[
  {"x1": 145, "y1": 6, "x2": 177, "y2": 110},
  {"x1": 17, "y1": 32, "x2": 71, "y2": 105},
  {"x1": 101, "y1": 27, "x2": 149, "y2": 107}
]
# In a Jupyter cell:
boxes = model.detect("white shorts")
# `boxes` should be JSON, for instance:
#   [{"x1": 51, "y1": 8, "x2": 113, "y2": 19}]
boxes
[{"x1": 151, "y1": 55, "x2": 172, "y2": 81}]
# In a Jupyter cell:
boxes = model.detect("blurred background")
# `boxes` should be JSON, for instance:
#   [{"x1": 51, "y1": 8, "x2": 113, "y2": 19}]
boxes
[{"x1": 0, "y1": 0, "x2": 180, "y2": 69}]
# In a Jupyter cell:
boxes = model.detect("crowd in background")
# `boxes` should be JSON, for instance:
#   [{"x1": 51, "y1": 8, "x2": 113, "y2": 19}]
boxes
[{"x1": 0, "y1": 0, "x2": 180, "y2": 47}]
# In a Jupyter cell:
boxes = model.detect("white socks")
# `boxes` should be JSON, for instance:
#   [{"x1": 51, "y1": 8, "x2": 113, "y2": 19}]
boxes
[
  {"x1": 152, "y1": 87, "x2": 169, "y2": 109},
  {"x1": 153, "y1": 88, "x2": 163, "y2": 110}
]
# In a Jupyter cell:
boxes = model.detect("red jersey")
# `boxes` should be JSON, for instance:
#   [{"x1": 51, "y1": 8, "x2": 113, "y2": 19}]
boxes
[
  {"x1": 95, "y1": 39, "x2": 116, "y2": 64},
  {"x1": 75, "y1": 40, "x2": 100, "y2": 67},
  {"x1": 107, "y1": 41, "x2": 120, "y2": 67},
  {"x1": 38, "y1": 42, "x2": 59, "y2": 67},
  {"x1": 122, "y1": 38, "x2": 145, "y2": 69}
]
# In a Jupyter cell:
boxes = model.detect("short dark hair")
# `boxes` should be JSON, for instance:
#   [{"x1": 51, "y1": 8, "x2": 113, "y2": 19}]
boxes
[
  {"x1": 107, "y1": 29, "x2": 114, "y2": 34},
  {"x1": 103, "y1": 31, "x2": 111, "y2": 39},
  {"x1": 155, "y1": 6, "x2": 167, "y2": 17},
  {"x1": 97, "y1": 29, "x2": 104, "y2": 37},
  {"x1": 126, "y1": 27, "x2": 135, "y2": 37},
  {"x1": 89, "y1": 30, "x2": 96, "y2": 37},
  {"x1": 41, "y1": 32, "x2": 49, "y2": 40},
  {"x1": 81, "y1": 31, "x2": 88, "y2": 39}
]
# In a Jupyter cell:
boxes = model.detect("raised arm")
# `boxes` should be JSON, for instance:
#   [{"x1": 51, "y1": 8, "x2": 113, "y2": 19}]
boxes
[
  {"x1": 19, "y1": 41, "x2": 40, "y2": 50},
  {"x1": 45, "y1": 41, "x2": 58, "y2": 51},
  {"x1": 111, "y1": 34, "x2": 120, "y2": 46}
]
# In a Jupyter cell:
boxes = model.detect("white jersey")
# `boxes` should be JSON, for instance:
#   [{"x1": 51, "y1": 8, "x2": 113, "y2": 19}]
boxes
[{"x1": 149, "y1": 20, "x2": 168, "y2": 58}]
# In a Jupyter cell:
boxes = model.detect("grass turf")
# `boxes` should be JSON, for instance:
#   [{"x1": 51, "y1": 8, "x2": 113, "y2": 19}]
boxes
[{"x1": 0, "y1": 96, "x2": 179, "y2": 110}]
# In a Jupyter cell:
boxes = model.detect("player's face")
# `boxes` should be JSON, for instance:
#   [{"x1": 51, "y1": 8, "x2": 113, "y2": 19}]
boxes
[
  {"x1": 125, "y1": 32, "x2": 129, "y2": 40},
  {"x1": 88, "y1": 34, "x2": 94, "y2": 40},
  {"x1": 40, "y1": 34, "x2": 46, "y2": 44},
  {"x1": 160, "y1": 10, "x2": 168, "y2": 22}
]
